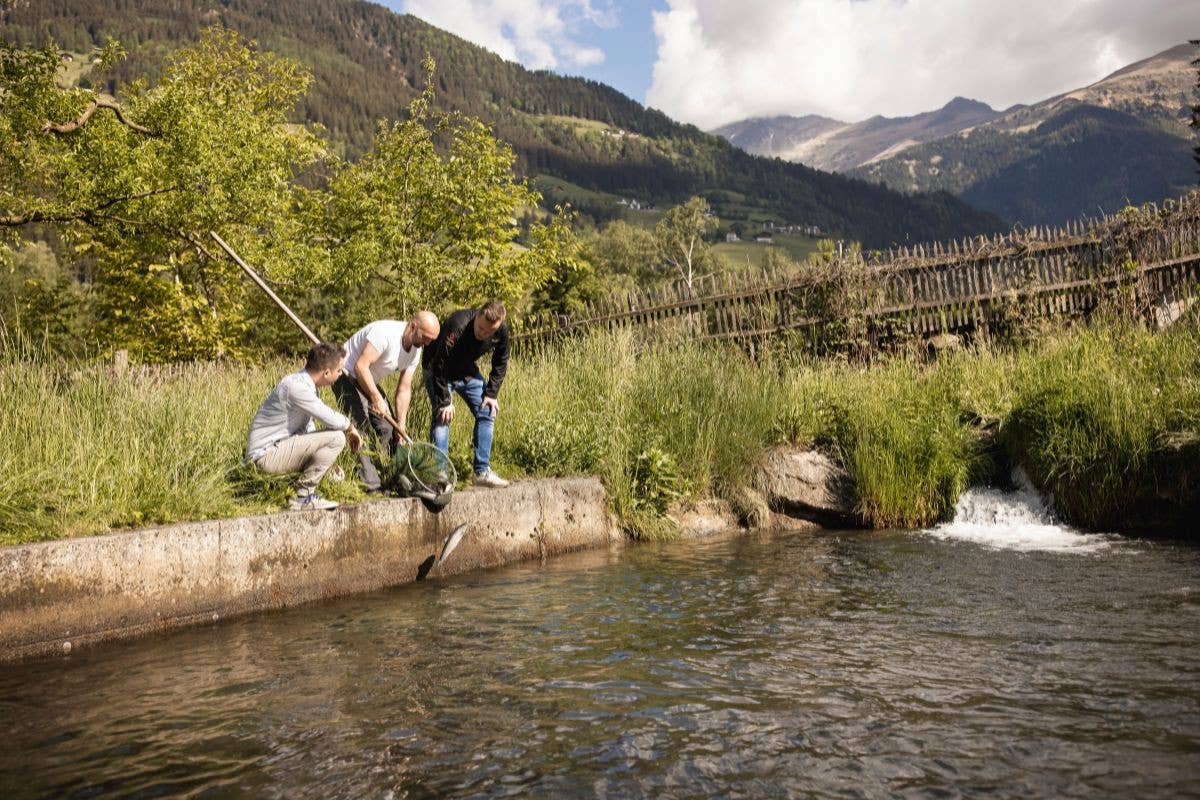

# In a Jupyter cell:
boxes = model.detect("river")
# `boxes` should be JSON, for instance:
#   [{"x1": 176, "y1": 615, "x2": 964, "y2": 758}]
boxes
[{"x1": 1, "y1": 510, "x2": 1198, "y2": 798}]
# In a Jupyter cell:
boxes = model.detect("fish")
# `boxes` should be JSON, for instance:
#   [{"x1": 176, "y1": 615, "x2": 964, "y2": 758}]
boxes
[
  {"x1": 438, "y1": 523, "x2": 468, "y2": 565},
  {"x1": 415, "y1": 523, "x2": 469, "y2": 581}
]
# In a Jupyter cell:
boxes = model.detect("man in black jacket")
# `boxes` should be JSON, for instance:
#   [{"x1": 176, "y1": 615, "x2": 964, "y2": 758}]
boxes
[{"x1": 425, "y1": 301, "x2": 510, "y2": 487}]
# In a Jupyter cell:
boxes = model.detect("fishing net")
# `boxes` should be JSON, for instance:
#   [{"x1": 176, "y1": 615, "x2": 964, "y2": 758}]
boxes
[{"x1": 380, "y1": 441, "x2": 457, "y2": 509}]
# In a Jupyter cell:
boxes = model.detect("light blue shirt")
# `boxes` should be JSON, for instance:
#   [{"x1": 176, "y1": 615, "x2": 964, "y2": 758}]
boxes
[{"x1": 246, "y1": 371, "x2": 351, "y2": 461}]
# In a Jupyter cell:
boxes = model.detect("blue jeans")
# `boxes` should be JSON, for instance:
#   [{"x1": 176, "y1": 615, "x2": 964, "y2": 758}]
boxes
[{"x1": 426, "y1": 373, "x2": 494, "y2": 475}]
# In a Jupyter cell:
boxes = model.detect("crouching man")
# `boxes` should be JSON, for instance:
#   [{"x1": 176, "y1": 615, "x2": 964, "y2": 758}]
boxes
[
  {"x1": 425, "y1": 300, "x2": 510, "y2": 488},
  {"x1": 246, "y1": 342, "x2": 362, "y2": 511}
]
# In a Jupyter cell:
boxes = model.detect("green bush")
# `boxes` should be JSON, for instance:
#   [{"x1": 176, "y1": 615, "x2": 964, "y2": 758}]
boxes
[{"x1": 1002, "y1": 322, "x2": 1200, "y2": 531}]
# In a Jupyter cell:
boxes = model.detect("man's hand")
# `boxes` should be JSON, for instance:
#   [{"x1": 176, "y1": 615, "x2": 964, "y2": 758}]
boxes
[
  {"x1": 481, "y1": 396, "x2": 499, "y2": 418},
  {"x1": 368, "y1": 398, "x2": 389, "y2": 420},
  {"x1": 347, "y1": 427, "x2": 363, "y2": 453},
  {"x1": 437, "y1": 404, "x2": 455, "y2": 424},
  {"x1": 391, "y1": 426, "x2": 410, "y2": 445}
]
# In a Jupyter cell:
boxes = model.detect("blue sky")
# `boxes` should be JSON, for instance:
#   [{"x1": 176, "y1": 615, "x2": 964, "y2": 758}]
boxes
[
  {"x1": 379, "y1": 0, "x2": 664, "y2": 102},
  {"x1": 377, "y1": 0, "x2": 1198, "y2": 130},
  {"x1": 561, "y1": 1, "x2": 662, "y2": 101}
]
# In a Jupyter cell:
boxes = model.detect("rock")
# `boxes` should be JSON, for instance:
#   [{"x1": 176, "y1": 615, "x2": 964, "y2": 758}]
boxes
[
  {"x1": 926, "y1": 332, "x2": 962, "y2": 355},
  {"x1": 669, "y1": 498, "x2": 742, "y2": 537},
  {"x1": 727, "y1": 485, "x2": 772, "y2": 529},
  {"x1": 755, "y1": 447, "x2": 859, "y2": 525},
  {"x1": 770, "y1": 513, "x2": 822, "y2": 533}
]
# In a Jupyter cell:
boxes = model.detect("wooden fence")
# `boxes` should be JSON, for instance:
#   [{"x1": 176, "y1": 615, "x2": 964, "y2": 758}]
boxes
[{"x1": 513, "y1": 192, "x2": 1200, "y2": 354}]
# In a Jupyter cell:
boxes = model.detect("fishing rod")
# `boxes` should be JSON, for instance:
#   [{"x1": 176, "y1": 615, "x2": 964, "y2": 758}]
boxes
[{"x1": 208, "y1": 230, "x2": 407, "y2": 435}]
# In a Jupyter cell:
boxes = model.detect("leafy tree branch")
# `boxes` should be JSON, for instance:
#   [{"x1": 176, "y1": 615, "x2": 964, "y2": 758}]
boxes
[{"x1": 41, "y1": 95, "x2": 156, "y2": 135}]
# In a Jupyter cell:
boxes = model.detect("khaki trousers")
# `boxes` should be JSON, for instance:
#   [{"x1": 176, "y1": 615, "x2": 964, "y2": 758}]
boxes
[{"x1": 254, "y1": 430, "x2": 346, "y2": 492}]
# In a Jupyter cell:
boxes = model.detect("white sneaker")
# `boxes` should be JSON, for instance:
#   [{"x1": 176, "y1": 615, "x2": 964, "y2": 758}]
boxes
[
  {"x1": 473, "y1": 469, "x2": 510, "y2": 488},
  {"x1": 289, "y1": 492, "x2": 339, "y2": 511}
]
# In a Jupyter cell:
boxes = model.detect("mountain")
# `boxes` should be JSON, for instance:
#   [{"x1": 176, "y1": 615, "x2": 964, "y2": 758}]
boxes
[
  {"x1": 849, "y1": 44, "x2": 1198, "y2": 224},
  {"x1": 714, "y1": 42, "x2": 1197, "y2": 226},
  {"x1": 1042, "y1": 42, "x2": 1196, "y2": 133},
  {"x1": 0, "y1": 0, "x2": 1003, "y2": 247},
  {"x1": 711, "y1": 114, "x2": 845, "y2": 161},
  {"x1": 850, "y1": 103, "x2": 1196, "y2": 225},
  {"x1": 715, "y1": 97, "x2": 1003, "y2": 173}
]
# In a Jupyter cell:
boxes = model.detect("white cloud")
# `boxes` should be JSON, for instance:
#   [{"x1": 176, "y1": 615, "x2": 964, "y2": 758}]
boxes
[
  {"x1": 646, "y1": 0, "x2": 1200, "y2": 129},
  {"x1": 401, "y1": 0, "x2": 617, "y2": 70}
]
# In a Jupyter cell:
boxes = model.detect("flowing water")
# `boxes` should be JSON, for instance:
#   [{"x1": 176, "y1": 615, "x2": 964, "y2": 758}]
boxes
[{"x1": 2, "y1": 500, "x2": 1199, "y2": 798}]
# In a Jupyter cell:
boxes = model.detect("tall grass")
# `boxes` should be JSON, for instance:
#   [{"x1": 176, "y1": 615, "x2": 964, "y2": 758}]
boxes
[
  {"x1": 788, "y1": 358, "x2": 988, "y2": 528},
  {"x1": 487, "y1": 333, "x2": 992, "y2": 533},
  {"x1": 1001, "y1": 321, "x2": 1200, "y2": 531},
  {"x1": 0, "y1": 343, "x2": 362, "y2": 545},
  {"x1": 1, "y1": 319, "x2": 1195, "y2": 545}
]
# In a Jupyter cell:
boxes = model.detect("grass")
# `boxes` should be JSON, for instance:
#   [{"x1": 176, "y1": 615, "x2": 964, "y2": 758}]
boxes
[
  {"x1": 0, "y1": 343, "x2": 363, "y2": 545},
  {"x1": 1001, "y1": 320, "x2": 1200, "y2": 532},
  {"x1": 1, "y1": 319, "x2": 1196, "y2": 545},
  {"x1": 712, "y1": 236, "x2": 821, "y2": 268}
]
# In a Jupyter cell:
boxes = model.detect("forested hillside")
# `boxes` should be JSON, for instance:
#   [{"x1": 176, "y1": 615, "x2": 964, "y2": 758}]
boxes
[{"x1": 1, "y1": 0, "x2": 1003, "y2": 246}]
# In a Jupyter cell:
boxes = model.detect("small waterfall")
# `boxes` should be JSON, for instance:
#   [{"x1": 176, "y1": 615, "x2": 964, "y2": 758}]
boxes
[{"x1": 926, "y1": 470, "x2": 1116, "y2": 553}]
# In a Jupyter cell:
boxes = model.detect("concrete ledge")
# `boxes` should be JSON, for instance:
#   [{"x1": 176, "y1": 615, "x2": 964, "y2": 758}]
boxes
[{"x1": 0, "y1": 477, "x2": 619, "y2": 662}]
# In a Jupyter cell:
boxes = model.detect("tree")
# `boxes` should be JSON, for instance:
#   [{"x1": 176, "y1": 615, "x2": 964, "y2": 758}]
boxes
[
  {"x1": 0, "y1": 241, "x2": 93, "y2": 356},
  {"x1": 527, "y1": 210, "x2": 599, "y2": 317},
  {"x1": 585, "y1": 219, "x2": 660, "y2": 287},
  {"x1": 654, "y1": 196, "x2": 718, "y2": 292},
  {"x1": 1, "y1": 31, "x2": 324, "y2": 359},
  {"x1": 1, "y1": 36, "x2": 578, "y2": 360},
  {"x1": 316, "y1": 60, "x2": 573, "y2": 318}
]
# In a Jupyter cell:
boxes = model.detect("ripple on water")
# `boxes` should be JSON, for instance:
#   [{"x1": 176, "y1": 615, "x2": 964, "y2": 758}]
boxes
[{"x1": 0, "y1": 529, "x2": 1198, "y2": 799}]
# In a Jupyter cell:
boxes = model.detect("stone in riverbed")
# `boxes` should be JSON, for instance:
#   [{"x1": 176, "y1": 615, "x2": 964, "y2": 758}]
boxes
[{"x1": 755, "y1": 447, "x2": 859, "y2": 525}]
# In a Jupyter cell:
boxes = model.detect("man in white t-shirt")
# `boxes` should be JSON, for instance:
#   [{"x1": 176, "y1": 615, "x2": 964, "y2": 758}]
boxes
[{"x1": 333, "y1": 311, "x2": 440, "y2": 492}]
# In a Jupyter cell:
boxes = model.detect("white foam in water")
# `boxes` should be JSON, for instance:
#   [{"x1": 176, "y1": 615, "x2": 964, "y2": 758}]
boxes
[{"x1": 925, "y1": 470, "x2": 1116, "y2": 553}]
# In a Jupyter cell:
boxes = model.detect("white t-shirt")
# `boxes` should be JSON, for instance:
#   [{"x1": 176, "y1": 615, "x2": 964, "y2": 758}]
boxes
[{"x1": 343, "y1": 320, "x2": 422, "y2": 384}]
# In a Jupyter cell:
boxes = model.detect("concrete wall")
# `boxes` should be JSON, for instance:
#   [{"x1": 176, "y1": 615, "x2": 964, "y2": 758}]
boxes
[{"x1": 0, "y1": 477, "x2": 619, "y2": 662}]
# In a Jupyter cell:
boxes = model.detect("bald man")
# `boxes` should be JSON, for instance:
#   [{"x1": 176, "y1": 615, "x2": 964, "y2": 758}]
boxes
[{"x1": 333, "y1": 311, "x2": 440, "y2": 492}]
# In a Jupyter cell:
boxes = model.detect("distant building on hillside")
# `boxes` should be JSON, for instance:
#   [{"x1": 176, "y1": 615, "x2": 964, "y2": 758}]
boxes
[
  {"x1": 755, "y1": 231, "x2": 774, "y2": 244},
  {"x1": 618, "y1": 197, "x2": 652, "y2": 211},
  {"x1": 725, "y1": 231, "x2": 740, "y2": 242}
]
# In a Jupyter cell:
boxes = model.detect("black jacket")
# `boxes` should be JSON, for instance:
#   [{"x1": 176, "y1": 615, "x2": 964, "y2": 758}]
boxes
[{"x1": 425, "y1": 308, "x2": 509, "y2": 409}]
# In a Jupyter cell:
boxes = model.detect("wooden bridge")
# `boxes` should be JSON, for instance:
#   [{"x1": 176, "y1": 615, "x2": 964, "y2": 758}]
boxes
[{"x1": 513, "y1": 192, "x2": 1200, "y2": 353}]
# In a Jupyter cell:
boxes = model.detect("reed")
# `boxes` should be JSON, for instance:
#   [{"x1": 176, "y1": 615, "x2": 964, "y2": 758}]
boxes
[
  {"x1": 1, "y1": 318, "x2": 1194, "y2": 544},
  {"x1": 0, "y1": 341, "x2": 363, "y2": 544}
]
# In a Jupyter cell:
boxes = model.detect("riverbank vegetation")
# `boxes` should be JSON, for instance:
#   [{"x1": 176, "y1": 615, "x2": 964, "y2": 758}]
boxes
[{"x1": 2, "y1": 318, "x2": 1195, "y2": 545}]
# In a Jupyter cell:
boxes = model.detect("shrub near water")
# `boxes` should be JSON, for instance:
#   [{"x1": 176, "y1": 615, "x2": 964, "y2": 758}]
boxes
[
  {"x1": 1003, "y1": 322, "x2": 1200, "y2": 532},
  {"x1": 822, "y1": 362, "x2": 984, "y2": 528},
  {"x1": 495, "y1": 332, "x2": 980, "y2": 534}
]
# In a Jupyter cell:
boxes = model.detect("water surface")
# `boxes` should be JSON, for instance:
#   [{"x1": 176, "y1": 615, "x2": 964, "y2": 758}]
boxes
[{"x1": 1, "y1": 528, "x2": 1197, "y2": 798}]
